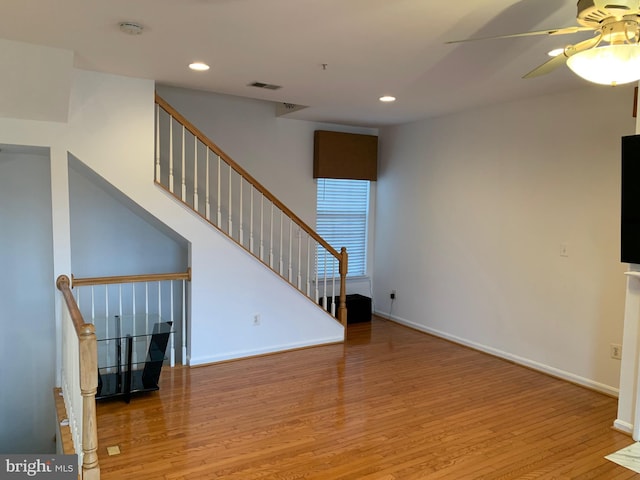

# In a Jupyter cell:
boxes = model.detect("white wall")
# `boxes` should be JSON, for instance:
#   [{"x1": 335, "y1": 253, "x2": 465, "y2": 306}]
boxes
[
  {"x1": 0, "y1": 38, "x2": 73, "y2": 122},
  {"x1": 374, "y1": 86, "x2": 635, "y2": 394}
]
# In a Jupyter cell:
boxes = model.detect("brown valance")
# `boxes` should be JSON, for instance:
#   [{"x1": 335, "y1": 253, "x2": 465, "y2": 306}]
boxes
[{"x1": 313, "y1": 130, "x2": 378, "y2": 181}]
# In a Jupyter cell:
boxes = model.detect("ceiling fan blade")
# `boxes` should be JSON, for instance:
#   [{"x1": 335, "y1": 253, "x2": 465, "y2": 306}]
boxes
[
  {"x1": 446, "y1": 26, "x2": 592, "y2": 44},
  {"x1": 522, "y1": 35, "x2": 603, "y2": 79},
  {"x1": 522, "y1": 53, "x2": 568, "y2": 78}
]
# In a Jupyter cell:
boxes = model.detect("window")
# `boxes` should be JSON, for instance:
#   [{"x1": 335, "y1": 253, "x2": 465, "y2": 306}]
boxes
[{"x1": 316, "y1": 178, "x2": 370, "y2": 277}]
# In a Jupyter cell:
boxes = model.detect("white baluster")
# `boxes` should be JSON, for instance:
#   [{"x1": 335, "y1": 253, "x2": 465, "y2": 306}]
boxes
[
  {"x1": 297, "y1": 230, "x2": 302, "y2": 290},
  {"x1": 279, "y1": 211, "x2": 284, "y2": 275},
  {"x1": 182, "y1": 279, "x2": 187, "y2": 365},
  {"x1": 288, "y1": 220, "x2": 293, "y2": 281},
  {"x1": 181, "y1": 126, "x2": 187, "y2": 201},
  {"x1": 193, "y1": 137, "x2": 199, "y2": 213},
  {"x1": 118, "y1": 284, "x2": 123, "y2": 317},
  {"x1": 155, "y1": 104, "x2": 160, "y2": 182},
  {"x1": 322, "y1": 249, "x2": 327, "y2": 310},
  {"x1": 132, "y1": 283, "x2": 137, "y2": 365},
  {"x1": 170, "y1": 281, "x2": 175, "y2": 367},
  {"x1": 259, "y1": 194, "x2": 264, "y2": 261},
  {"x1": 205, "y1": 149, "x2": 211, "y2": 221},
  {"x1": 331, "y1": 259, "x2": 336, "y2": 317},
  {"x1": 239, "y1": 177, "x2": 244, "y2": 246},
  {"x1": 90, "y1": 286, "x2": 95, "y2": 320},
  {"x1": 306, "y1": 236, "x2": 311, "y2": 296},
  {"x1": 105, "y1": 285, "x2": 110, "y2": 373},
  {"x1": 118, "y1": 284, "x2": 123, "y2": 373},
  {"x1": 249, "y1": 187, "x2": 254, "y2": 254},
  {"x1": 269, "y1": 203, "x2": 274, "y2": 268},
  {"x1": 158, "y1": 280, "x2": 162, "y2": 369},
  {"x1": 145, "y1": 283, "x2": 149, "y2": 316},
  {"x1": 145, "y1": 282, "x2": 149, "y2": 342},
  {"x1": 228, "y1": 166, "x2": 233, "y2": 236},
  {"x1": 217, "y1": 155, "x2": 222, "y2": 227},
  {"x1": 169, "y1": 118, "x2": 174, "y2": 194},
  {"x1": 314, "y1": 241, "x2": 319, "y2": 302}
]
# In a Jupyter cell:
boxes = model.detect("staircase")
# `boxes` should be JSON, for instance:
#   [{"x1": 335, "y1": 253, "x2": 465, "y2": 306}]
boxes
[{"x1": 154, "y1": 94, "x2": 347, "y2": 325}]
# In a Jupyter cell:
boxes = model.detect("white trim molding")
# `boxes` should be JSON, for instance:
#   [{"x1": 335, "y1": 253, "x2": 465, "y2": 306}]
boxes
[
  {"x1": 376, "y1": 310, "x2": 619, "y2": 398},
  {"x1": 613, "y1": 419, "x2": 634, "y2": 435}
]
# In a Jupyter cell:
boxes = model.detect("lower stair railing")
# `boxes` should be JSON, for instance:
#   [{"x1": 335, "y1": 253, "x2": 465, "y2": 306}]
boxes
[
  {"x1": 154, "y1": 95, "x2": 347, "y2": 325},
  {"x1": 71, "y1": 269, "x2": 191, "y2": 366},
  {"x1": 56, "y1": 275, "x2": 100, "y2": 480}
]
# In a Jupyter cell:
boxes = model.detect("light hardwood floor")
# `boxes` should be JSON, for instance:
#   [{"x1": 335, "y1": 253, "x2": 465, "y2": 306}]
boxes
[{"x1": 97, "y1": 317, "x2": 638, "y2": 479}]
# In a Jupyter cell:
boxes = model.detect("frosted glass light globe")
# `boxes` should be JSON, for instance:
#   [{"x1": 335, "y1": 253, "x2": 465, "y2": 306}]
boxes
[{"x1": 567, "y1": 44, "x2": 640, "y2": 86}]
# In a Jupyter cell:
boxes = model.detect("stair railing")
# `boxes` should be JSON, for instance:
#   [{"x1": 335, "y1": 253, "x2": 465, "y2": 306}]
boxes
[
  {"x1": 154, "y1": 94, "x2": 347, "y2": 325},
  {"x1": 56, "y1": 275, "x2": 100, "y2": 480},
  {"x1": 72, "y1": 269, "x2": 191, "y2": 366}
]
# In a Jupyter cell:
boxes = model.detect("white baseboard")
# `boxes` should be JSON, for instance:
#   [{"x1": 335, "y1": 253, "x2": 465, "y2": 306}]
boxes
[
  {"x1": 376, "y1": 310, "x2": 620, "y2": 398},
  {"x1": 613, "y1": 419, "x2": 634, "y2": 436},
  {"x1": 189, "y1": 335, "x2": 344, "y2": 366}
]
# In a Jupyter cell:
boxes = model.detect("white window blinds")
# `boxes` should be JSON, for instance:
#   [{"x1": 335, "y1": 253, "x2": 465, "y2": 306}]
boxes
[{"x1": 316, "y1": 178, "x2": 370, "y2": 277}]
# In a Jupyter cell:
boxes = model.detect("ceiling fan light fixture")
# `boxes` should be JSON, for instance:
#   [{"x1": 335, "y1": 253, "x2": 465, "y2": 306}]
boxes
[
  {"x1": 548, "y1": 48, "x2": 565, "y2": 57},
  {"x1": 566, "y1": 44, "x2": 640, "y2": 86}
]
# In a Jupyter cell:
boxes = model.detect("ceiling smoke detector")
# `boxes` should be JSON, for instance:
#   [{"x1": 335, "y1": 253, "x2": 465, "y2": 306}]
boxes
[{"x1": 119, "y1": 22, "x2": 144, "y2": 35}]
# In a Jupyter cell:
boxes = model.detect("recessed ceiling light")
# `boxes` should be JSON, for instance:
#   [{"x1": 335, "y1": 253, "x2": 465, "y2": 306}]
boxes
[
  {"x1": 548, "y1": 48, "x2": 565, "y2": 57},
  {"x1": 189, "y1": 62, "x2": 210, "y2": 71},
  {"x1": 379, "y1": 95, "x2": 396, "y2": 103}
]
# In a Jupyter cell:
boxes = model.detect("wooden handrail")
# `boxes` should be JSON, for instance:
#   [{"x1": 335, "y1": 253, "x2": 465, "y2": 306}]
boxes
[
  {"x1": 155, "y1": 94, "x2": 340, "y2": 260},
  {"x1": 57, "y1": 275, "x2": 89, "y2": 334},
  {"x1": 72, "y1": 268, "x2": 191, "y2": 288},
  {"x1": 56, "y1": 275, "x2": 100, "y2": 480}
]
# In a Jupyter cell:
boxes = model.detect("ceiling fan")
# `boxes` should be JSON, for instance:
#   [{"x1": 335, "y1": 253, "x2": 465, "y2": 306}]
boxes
[{"x1": 448, "y1": 0, "x2": 640, "y2": 85}]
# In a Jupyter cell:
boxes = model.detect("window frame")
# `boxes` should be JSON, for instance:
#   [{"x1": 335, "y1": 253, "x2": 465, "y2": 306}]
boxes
[{"x1": 316, "y1": 178, "x2": 371, "y2": 278}]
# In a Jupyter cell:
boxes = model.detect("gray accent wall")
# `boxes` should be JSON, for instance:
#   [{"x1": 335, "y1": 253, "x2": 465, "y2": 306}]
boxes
[
  {"x1": 68, "y1": 156, "x2": 188, "y2": 277},
  {"x1": 68, "y1": 157, "x2": 190, "y2": 363},
  {"x1": 0, "y1": 148, "x2": 56, "y2": 453}
]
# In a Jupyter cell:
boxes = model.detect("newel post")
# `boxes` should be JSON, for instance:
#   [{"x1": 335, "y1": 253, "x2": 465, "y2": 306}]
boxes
[
  {"x1": 338, "y1": 247, "x2": 348, "y2": 327},
  {"x1": 79, "y1": 324, "x2": 100, "y2": 480}
]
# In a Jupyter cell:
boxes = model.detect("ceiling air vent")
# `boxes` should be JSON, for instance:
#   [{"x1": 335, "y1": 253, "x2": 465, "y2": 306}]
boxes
[{"x1": 248, "y1": 81, "x2": 282, "y2": 90}]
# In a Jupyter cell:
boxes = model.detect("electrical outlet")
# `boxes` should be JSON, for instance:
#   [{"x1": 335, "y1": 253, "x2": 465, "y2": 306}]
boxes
[
  {"x1": 253, "y1": 314, "x2": 261, "y2": 326},
  {"x1": 611, "y1": 343, "x2": 622, "y2": 360},
  {"x1": 390, "y1": 290, "x2": 396, "y2": 300}
]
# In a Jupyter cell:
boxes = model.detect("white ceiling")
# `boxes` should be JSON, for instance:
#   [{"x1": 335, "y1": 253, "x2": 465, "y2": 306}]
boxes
[{"x1": 0, "y1": 0, "x2": 606, "y2": 126}]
